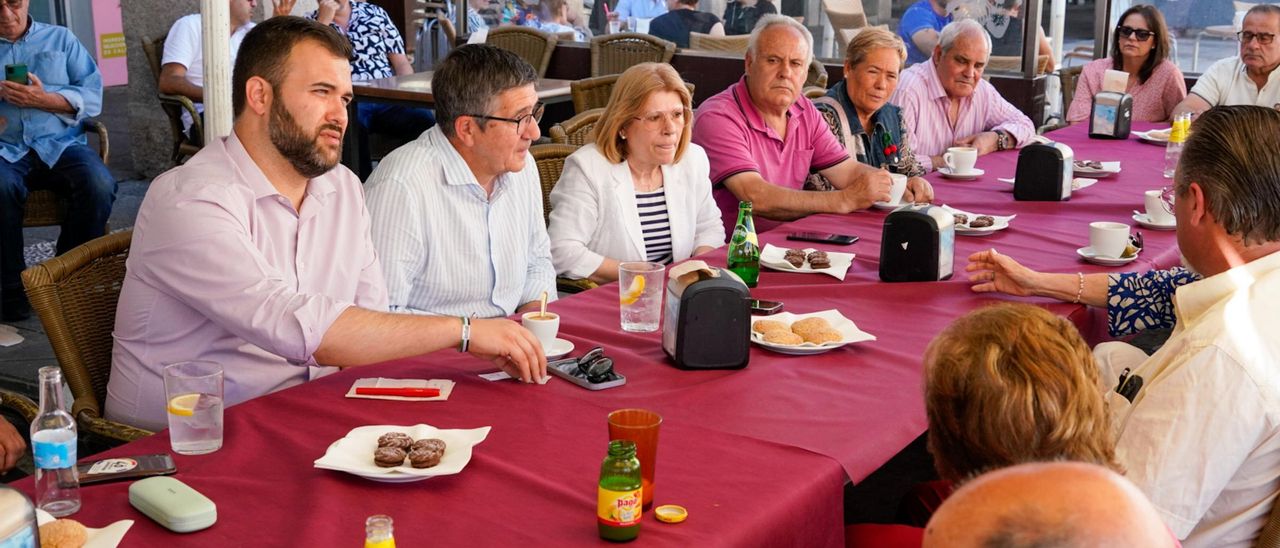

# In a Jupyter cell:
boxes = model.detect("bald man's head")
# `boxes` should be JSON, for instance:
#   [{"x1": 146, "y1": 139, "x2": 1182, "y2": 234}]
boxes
[{"x1": 923, "y1": 462, "x2": 1175, "y2": 548}]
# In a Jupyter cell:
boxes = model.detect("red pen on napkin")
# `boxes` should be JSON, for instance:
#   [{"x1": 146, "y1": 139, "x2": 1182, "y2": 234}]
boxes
[{"x1": 354, "y1": 387, "x2": 441, "y2": 397}]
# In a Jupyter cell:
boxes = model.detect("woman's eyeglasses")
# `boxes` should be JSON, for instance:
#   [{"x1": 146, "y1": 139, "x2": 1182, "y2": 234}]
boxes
[
  {"x1": 1116, "y1": 26, "x2": 1155, "y2": 41},
  {"x1": 632, "y1": 108, "x2": 690, "y2": 129}
]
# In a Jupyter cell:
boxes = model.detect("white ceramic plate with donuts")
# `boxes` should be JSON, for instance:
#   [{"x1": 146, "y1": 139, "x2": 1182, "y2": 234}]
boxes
[
  {"x1": 750, "y1": 310, "x2": 876, "y2": 355},
  {"x1": 314, "y1": 424, "x2": 490, "y2": 483}
]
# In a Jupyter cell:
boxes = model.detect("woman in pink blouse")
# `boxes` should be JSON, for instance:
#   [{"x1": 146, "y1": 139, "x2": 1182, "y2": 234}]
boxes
[{"x1": 1067, "y1": 4, "x2": 1185, "y2": 123}]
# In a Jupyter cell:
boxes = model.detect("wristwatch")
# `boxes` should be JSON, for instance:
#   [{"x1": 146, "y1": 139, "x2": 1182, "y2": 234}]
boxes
[{"x1": 995, "y1": 130, "x2": 1011, "y2": 151}]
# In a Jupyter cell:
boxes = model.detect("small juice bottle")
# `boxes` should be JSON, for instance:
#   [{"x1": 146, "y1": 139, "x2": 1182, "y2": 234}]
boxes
[
  {"x1": 597, "y1": 440, "x2": 642, "y2": 542},
  {"x1": 364, "y1": 515, "x2": 395, "y2": 548}
]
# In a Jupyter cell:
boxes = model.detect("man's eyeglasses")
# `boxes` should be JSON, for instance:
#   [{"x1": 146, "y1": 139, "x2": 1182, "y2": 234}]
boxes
[
  {"x1": 1116, "y1": 26, "x2": 1155, "y2": 41},
  {"x1": 632, "y1": 108, "x2": 690, "y2": 129},
  {"x1": 1159, "y1": 186, "x2": 1175, "y2": 215},
  {"x1": 464, "y1": 102, "x2": 544, "y2": 132},
  {"x1": 1238, "y1": 31, "x2": 1277, "y2": 45}
]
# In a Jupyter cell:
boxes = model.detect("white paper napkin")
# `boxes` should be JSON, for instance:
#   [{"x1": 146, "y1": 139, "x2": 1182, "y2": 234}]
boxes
[
  {"x1": 35, "y1": 509, "x2": 132, "y2": 548},
  {"x1": 939, "y1": 205, "x2": 1017, "y2": 232},
  {"x1": 759, "y1": 244, "x2": 854, "y2": 280},
  {"x1": 344, "y1": 378, "x2": 455, "y2": 401},
  {"x1": 314, "y1": 424, "x2": 491, "y2": 479},
  {"x1": 751, "y1": 309, "x2": 876, "y2": 347}
]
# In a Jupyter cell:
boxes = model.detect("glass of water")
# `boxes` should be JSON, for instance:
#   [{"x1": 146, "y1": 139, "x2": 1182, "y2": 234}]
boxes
[
  {"x1": 163, "y1": 361, "x2": 224, "y2": 455},
  {"x1": 618, "y1": 262, "x2": 664, "y2": 333}
]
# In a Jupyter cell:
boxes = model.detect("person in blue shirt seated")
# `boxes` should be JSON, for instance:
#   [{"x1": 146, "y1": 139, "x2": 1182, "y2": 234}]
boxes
[
  {"x1": 650, "y1": 0, "x2": 723, "y2": 48},
  {"x1": 0, "y1": 0, "x2": 116, "y2": 321},
  {"x1": 898, "y1": 0, "x2": 951, "y2": 65},
  {"x1": 614, "y1": 0, "x2": 668, "y2": 24}
]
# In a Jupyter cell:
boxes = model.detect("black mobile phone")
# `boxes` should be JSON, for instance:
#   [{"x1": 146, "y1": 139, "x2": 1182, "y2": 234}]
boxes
[
  {"x1": 76, "y1": 454, "x2": 177, "y2": 485},
  {"x1": 786, "y1": 231, "x2": 859, "y2": 245},
  {"x1": 749, "y1": 299, "x2": 784, "y2": 315}
]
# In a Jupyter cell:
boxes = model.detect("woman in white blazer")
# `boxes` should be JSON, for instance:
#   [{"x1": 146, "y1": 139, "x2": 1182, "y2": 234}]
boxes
[{"x1": 549, "y1": 63, "x2": 725, "y2": 283}]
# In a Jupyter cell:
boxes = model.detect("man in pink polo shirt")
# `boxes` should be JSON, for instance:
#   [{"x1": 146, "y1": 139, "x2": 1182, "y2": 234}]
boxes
[
  {"x1": 693, "y1": 15, "x2": 933, "y2": 232},
  {"x1": 891, "y1": 18, "x2": 1035, "y2": 172}
]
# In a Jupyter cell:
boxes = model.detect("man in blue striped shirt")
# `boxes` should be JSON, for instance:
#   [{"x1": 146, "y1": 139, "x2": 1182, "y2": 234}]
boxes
[
  {"x1": 366, "y1": 45, "x2": 556, "y2": 319},
  {"x1": 0, "y1": 0, "x2": 116, "y2": 321}
]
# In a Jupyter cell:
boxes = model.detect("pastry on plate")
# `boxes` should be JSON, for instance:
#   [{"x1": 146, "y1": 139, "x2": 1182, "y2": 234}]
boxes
[
  {"x1": 968, "y1": 215, "x2": 995, "y2": 228},
  {"x1": 762, "y1": 329, "x2": 804, "y2": 345},
  {"x1": 374, "y1": 446, "x2": 407, "y2": 468},
  {"x1": 752, "y1": 319, "x2": 788, "y2": 334}
]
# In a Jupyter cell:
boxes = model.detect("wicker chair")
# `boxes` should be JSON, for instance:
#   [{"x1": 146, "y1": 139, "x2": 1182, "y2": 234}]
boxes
[
  {"x1": 486, "y1": 26, "x2": 559, "y2": 77},
  {"x1": 987, "y1": 54, "x2": 1053, "y2": 75},
  {"x1": 141, "y1": 35, "x2": 203, "y2": 165},
  {"x1": 589, "y1": 33, "x2": 675, "y2": 77},
  {"x1": 22, "y1": 119, "x2": 109, "y2": 228},
  {"x1": 688, "y1": 32, "x2": 748, "y2": 54},
  {"x1": 530, "y1": 144, "x2": 598, "y2": 294},
  {"x1": 803, "y1": 86, "x2": 827, "y2": 99},
  {"x1": 21, "y1": 230, "x2": 154, "y2": 444},
  {"x1": 549, "y1": 108, "x2": 605, "y2": 146},
  {"x1": 571, "y1": 75, "x2": 695, "y2": 114},
  {"x1": 806, "y1": 59, "x2": 829, "y2": 89},
  {"x1": 0, "y1": 389, "x2": 37, "y2": 424},
  {"x1": 1259, "y1": 497, "x2": 1280, "y2": 548}
]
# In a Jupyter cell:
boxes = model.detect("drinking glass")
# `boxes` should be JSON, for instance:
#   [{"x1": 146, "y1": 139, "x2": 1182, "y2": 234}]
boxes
[
  {"x1": 607, "y1": 409, "x2": 662, "y2": 508},
  {"x1": 163, "y1": 361, "x2": 224, "y2": 455},
  {"x1": 618, "y1": 262, "x2": 664, "y2": 333}
]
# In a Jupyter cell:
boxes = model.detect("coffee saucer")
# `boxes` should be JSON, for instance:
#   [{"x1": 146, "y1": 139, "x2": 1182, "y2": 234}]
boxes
[
  {"x1": 544, "y1": 338, "x2": 575, "y2": 359},
  {"x1": 872, "y1": 201, "x2": 907, "y2": 211},
  {"x1": 939, "y1": 167, "x2": 984, "y2": 180},
  {"x1": 1132, "y1": 213, "x2": 1175, "y2": 231},
  {"x1": 1077, "y1": 246, "x2": 1139, "y2": 266}
]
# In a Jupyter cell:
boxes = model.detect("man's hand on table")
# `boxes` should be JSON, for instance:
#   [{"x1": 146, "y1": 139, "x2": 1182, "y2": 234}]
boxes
[
  {"x1": 0, "y1": 418, "x2": 26, "y2": 474},
  {"x1": 904, "y1": 176, "x2": 934, "y2": 203},
  {"x1": 954, "y1": 131, "x2": 1000, "y2": 155},
  {"x1": 842, "y1": 168, "x2": 892, "y2": 211},
  {"x1": 468, "y1": 318, "x2": 548, "y2": 383}
]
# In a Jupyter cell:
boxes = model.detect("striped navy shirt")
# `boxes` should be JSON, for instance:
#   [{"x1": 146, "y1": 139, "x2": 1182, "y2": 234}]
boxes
[{"x1": 636, "y1": 189, "x2": 673, "y2": 264}]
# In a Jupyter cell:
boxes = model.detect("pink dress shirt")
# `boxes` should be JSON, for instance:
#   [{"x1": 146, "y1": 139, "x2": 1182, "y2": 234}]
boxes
[
  {"x1": 1066, "y1": 58, "x2": 1186, "y2": 124},
  {"x1": 890, "y1": 59, "x2": 1036, "y2": 171},
  {"x1": 692, "y1": 76, "x2": 850, "y2": 233},
  {"x1": 105, "y1": 133, "x2": 389, "y2": 431}
]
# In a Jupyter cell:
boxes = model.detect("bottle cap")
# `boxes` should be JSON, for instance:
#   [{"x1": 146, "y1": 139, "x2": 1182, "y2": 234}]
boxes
[{"x1": 654, "y1": 504, "x2": 688, "y2": 524}]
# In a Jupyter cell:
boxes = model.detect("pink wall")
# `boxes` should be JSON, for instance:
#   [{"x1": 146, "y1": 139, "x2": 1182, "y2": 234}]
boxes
[{"x1": 92, "y1": 0, "x2": 127, "y2": 86}]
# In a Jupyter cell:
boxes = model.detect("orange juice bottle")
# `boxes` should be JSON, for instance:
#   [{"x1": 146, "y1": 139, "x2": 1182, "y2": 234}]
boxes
[
  {"x1": 364, "y1": 515, "x2": 395, "y2": 548},
  {"x1": 597, "y1": 440, "x2": 642, "y2": 542}
]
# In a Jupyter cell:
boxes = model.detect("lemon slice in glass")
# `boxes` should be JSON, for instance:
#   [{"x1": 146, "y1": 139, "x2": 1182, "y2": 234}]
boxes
[
  {"x1": 619, "y1": 275, "x2": 645, "y2": 306},
  {"x1": 167, "y1": 393, "x2": 200, "y2": 417}
]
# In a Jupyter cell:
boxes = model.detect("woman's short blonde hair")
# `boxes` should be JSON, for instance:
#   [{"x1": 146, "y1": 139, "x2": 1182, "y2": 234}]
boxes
[
  {"x1": 843, "y1": 26, "x2": 906, "y2": 71},
  {"x1": 924, "y1": 303, "x2": 1120, "y2": 484},
  {"x1": 594, "y1": 63, "x2": 693, "y2": 164}
]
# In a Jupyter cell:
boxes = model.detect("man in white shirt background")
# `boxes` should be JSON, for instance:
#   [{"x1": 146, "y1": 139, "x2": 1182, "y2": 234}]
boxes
[
  {"x1": 159, "y1": 0, "x2": 261, "y2": 137},
  {"x1": 1174, "y1": 4, "x2": 1280, "y2": 117},
  {"x1": 364, "y1": 44, "x2": 555, "y2": 319}
]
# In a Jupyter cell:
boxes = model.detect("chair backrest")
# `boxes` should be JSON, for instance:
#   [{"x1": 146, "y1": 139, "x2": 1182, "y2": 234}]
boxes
[
  {"x1": 822, "y1": 0, "x2": 868, "y2": 30},
  {"x1": 806, "y1": 59, "x2": 829, "y2": 89},
  {"x1": 803, "y1": 86, "x2": 827, "y2": 99},
  {"x1": 142, "y1": 35, "x2": 203, "y2": 163},
  {"x1": 530, "y1": 144, "x2": 581, "y2": 225},
  {"x1": 549, "y1": 108, "x2": 605, "y2": 145},
  {"x1": 987, "y1": 54, "x2": 1053, "y2": 75},
  {"x1": 571, "y1": 74, "x2": 620, "y2": 113},
  {"x1": 590, "y1": 33, "x2": 676, "y2": 76},
  {"x1": 141, "y1": 35, "x2": 164, "y2": 84},
  {"x1": 21, "y1": 230, "x2": 132, "y2": 425},
  {"x1": 1059, "y1": 65, "x2": 1084, "y2": 121},
  {"x1": 1258, "y1": 496, "x2": 1280, "y2": 548},
  {"x1": 688, "y1": 32, "x2": 749, "y2": 53},
  {"x1": 486, "y1": 26, "x2": 558, "y2": 77}
]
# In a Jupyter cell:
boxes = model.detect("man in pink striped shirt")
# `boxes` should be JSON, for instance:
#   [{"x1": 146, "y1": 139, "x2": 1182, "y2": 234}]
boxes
[{"x1": 891, "y1": 19, "x2": 1035, "y2": 172}]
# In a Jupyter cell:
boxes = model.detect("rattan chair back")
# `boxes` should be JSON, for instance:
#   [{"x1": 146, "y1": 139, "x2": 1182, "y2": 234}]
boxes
[
  {"x1": 142, "y1": 35, "x2": 203, "y2": 164},
  {"x1": 688, "y1": 32, "x2": 749, "y2": 53},
  {"x1": 22, "y1": 119, "x2": 109, "y2": 228},
  {"x1": 570, "y1": 74, "x2": 619, "y2": 113},
  {"x1": 486, "y1": 26, "x2": 559, "y2": 77},
  {"x1": 549, "y1": 108, "x2": 605, "y2": 145},
  {"x1": 806, "y1": 59, "x2": 829, "y2": 89},
  {"x1": 531, "y1": 143, "x2": 580, "y2": 224},
  {"x1": 21, "y1": 230, "x2": 153, "y2": 442},
  {"x1": 589, "y1": 33, "x2": 675, "y2": 76}
]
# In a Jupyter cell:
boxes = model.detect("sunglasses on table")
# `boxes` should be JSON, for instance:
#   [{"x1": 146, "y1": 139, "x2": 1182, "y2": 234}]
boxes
[
  {"x1": 1238, "y1": 31, "x2": 1277, "y2": 45},
  {"x1": 1116, "y1": 26, "x2": 1155, "y2": 41}
]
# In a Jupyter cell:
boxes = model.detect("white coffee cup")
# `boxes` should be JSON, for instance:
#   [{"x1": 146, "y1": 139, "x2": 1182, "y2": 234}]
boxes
[
  {"x1": 943, "y1": 147, "x2": 978, "y2": 174},
  {"x1": 1089, "y1": 221, "x2": 1130, "y2": 258},
  {"x1": 886, "y1": 173, "x2": 908, "y2": 205},
  {"x1": 521, "y1": 311, "x2": 560, "y2": 350},
  {"x1": 1144, "y1": 189, "x2": 1174, "y2": 225}
]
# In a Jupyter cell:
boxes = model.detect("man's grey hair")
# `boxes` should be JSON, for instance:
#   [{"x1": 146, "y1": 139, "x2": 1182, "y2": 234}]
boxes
[
  {"x1": 747, "y1": 14, "x2": 814, "y2": 65},
  {"x1": 938, "y1": 18, "x2": 992, "y2": 56},
  {"x1": 432, "y1": 44, "x2": 538, "y2": 138},
  {"x1": 1246, "y1": 3, "x2": 1280, "y2": 20}
]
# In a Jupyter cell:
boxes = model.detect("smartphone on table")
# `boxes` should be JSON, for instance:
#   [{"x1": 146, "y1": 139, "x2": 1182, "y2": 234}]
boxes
[
  {"x1": 786, "y1": 232, "x2": 858, "y2": 245},
  {"x1": 749, "y1": 299, "x2": 784, "y2": 315},
  {"x1": 76, "y1": 454, "x2": 177, "y2": 485}
]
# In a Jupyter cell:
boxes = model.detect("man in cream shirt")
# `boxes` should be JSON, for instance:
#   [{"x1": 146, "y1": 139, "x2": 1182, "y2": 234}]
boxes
[{"x1": 1174, "y1": 4, "x2": 1280, "y2": 116}]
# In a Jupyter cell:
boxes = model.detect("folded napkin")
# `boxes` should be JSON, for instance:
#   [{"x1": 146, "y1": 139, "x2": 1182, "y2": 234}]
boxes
[
  {"x1": 759, "y1": 244, "x2": 854, "y2": 280},
  {"x1": 314, "y1": 424, "x2": 491, "y2": 479},
  {"x1": 345, "y1": 378, "x2": 455, "y2": 401},
  {"x1": 36, "y1": 509, "x2": 133, "y2": 548}
]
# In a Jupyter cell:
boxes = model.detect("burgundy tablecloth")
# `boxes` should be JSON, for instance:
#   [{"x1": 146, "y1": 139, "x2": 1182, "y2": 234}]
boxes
[{"x1": 10, "y1": 122, "x2": 1181, "y2": 545}]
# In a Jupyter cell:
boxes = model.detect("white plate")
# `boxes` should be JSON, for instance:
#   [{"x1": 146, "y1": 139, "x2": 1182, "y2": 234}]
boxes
[
  {"x1": 1076, "y1": 246, "x2": 1140, "y2": 266},
  {"x1": 544, "y1": 338, "x2": 574, "y2": 359},
  {"x1": 872, "y1": 201, "x2": 912, "y2": 211},
  {"x1": 938, "y1": 167, "x2": 984, "y2": 180},
  {"x1": 759, "y1": 244, "x2": 854, "y2": 280},
  {"x1": 1073, "y1": 161, "x2": 1122, "y2": 177},
  {"x1": 939, "y1": 205, "x2": 1016, "y2": 236},
  {"x1": 750, "y1": 310, "x2": 876, "y2": 355},
  {"x1": 997, "y1": 177, "x2": 1097, "y2": 191},
  {"x1": 35, "y1": 510, "x2": 132, "y2": 548},
  {"x1": 1132, "y1": 129, "x2": 1169, "y2": 146},
  {"x1": 1132, "y1": 213, "x2": 1175, "y2": 231},
  {"x1": 314, "y1": 424, "x2": 491, "y2": 482}
]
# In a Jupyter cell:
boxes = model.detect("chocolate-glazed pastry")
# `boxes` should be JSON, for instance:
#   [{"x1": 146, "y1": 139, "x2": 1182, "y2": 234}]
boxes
[
  {"x1": 408, "y1": 447, "x2": 443, "y2": 469},
  {"x1": 411, "y1": 438, "x2": 446, "y2": 453},
  {"x1": 969, "y1": 215, "x2": 995, "y2": 228},
  {"x1": 374, "y1": 447, "x2": 407, "y2": 467},
  {"x1": 783, "y1": 248, "x2": 806, "y2": 267},
  {"x1": 377, "y1": 432, "x2": 413, "y2": 450}
]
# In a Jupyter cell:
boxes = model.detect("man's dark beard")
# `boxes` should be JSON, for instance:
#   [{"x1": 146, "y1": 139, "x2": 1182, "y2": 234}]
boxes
[{"x1": 269, "y1": 97, "x2": 342, "y2": 179}]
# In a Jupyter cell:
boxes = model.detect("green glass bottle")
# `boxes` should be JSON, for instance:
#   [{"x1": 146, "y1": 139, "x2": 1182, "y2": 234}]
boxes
[
  {"x1": 727, "y1": 201, "x2": 760, "y2": 287},
  {"x1": 597, "y1": 440, "x2": 642, "y2": 542}
]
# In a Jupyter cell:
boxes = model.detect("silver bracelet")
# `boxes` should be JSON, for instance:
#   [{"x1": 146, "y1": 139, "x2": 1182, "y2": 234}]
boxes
[{"x1": 458, "y1": 316, "x2": 471, "y2": 353}]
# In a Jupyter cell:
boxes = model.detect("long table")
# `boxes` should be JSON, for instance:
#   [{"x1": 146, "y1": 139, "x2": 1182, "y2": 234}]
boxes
[{"x1": 11, "y1": 123, "x2": 1181, "y2": 545}]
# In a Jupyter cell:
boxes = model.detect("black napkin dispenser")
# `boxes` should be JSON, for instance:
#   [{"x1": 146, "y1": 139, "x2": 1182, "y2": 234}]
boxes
[
  {"x1": 1014, "y1": 142, "x2": 1075, "y2": 201},
  {"x1": 662, "y1": 264, "x2": 750, "y2": 369},
  {"x1": 879, "y1": 204, "x2": 955, "y2": 282},
  {"x1": 1088, "y1": 91, "x2": 1133, "y2": 139}
]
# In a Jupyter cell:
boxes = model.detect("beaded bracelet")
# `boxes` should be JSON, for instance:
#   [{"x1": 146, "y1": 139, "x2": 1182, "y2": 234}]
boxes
[
  {"x1": 1072, "y1": 272, "x2": 1085, "y2": 304},
  {"x1": 458, "y1": 316, "x2": 471, "y2": 353}
]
